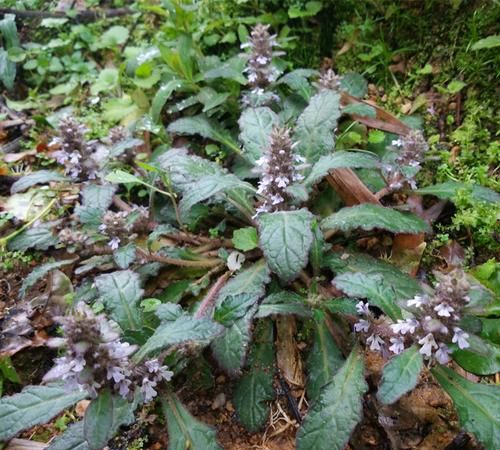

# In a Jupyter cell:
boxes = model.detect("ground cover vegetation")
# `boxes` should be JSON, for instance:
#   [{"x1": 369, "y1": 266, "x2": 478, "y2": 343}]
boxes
[{"x1": 0, "y1": 1, "x2": 498, "y2": 449}]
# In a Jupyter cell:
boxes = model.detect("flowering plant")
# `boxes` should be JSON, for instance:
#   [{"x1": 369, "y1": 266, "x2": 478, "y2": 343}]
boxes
[{"x1": 1, "y1": 23, "x2": 499, "y2": 450}]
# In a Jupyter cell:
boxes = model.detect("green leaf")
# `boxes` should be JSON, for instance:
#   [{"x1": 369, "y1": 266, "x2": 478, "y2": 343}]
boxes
[
  {"x1": 416, "y1": 181, "x2": 500, "y2": 204},
  {"x1": 324, "y1": 251, "x2": 422, "y2": 301},
  {"x1": 377, "y1": 346, "x2": 423, "y2": 405},
  {"x1": 321, "y1": 204, "x2": 430, "y2": 234},
  {"x1": 340, "y1": 73, "x2": 368, "y2": 98},
  {"x1": 80, "y1": 184, "x2": 116, "y2": 211},
  {"x1": 0, "y1": 385, "x2": 86, "y2": 441},
  {"x1": 0, "y1": 49, "x2": 16, "y2": 90},
  {"x1": 167, "y1": 115, "x2": 239, "y2": 154},
  {"x1": 233, "y1": 320, "x2": 275, "y2": 432},
  {"x1": 238, "y1": 107, "x2": 279, "y2": 162},
  {"x1": 256, "y1": 291, "x2": 310, "y2": 318},
  {"x1": 232, "y1": 227, "x2": 258, "y2": 251},
  {"x1": 113, "y1": 243, "x2": 136, "y2": 269},
  {"x1": 278, "y1": 69, "x2": 317, "y2": 100},
  {"x1": 162, "y1": 392, "x2": 222, "y2": 450},
  {"x1": 157, "y1": 148, "x2": 224, "y2": 193},
  {"x1": 211, "y1": 308, "x2": 256, "y2": 375},
  {"x1": 288, "y1": 1, "x2": 322, "y2": 18},
  {"x1": 305, "y1": 152, "x2": 380, "y2": 187},
  {"x1": 20, "y1": 259, "x2": 74, "y2": 298},
  {"x1": 296, "y1": 347, "x2": 368, "y2": 450},
  {"x1": 10, "y1": 170, "x2": 68, "y2": 194},
  {"x1": 8, "y1": 227, "x2": 58, "y2": 251},
  {"x1": 306, "y1": 320, "x2": 344, "y2": 402},
  {"x1": 0, "y1": 14, "x2": 20, "y2": 48},
  {"x1": 258, "y1": 209, "x2": 314, "y2": 282},
  {"x1": 178, "y1": 174, "x2": 255, "y2": 221},
  {"x1": 471, "y1": 35, "x2": 500, "y2": 50},
  {"x1": 447, "y1": 79, "x2": 466, "y2": 94},
  {"x1": 294, "y1": 90, "x2": 341, "y2": 163},
  {"x1": 197, "y1": 87, "x2": 230, "y2": 112},
  {"x1": 151, "y1": 80, "x2": 183, "y2": 123},
  {"x1": 134, "y1": 315, "x2": 224, "y2": 362},
  {"x1": 105, "y1": 170, "x2": 144, "y2": 185},
  {"x1": 0, "y1": 357, "x2": 20, "y2": 384},
  {"x1": 342, "y1": 103, "x2": 376, "y2": 118},
  {"x1": 84, "y1": 389, "x2": 135, "y2": 450},
  {"x1": 333, "y1": 272, "x2": 402, "y2": 320},
  {"x1": 451, "y1": 335, "x2": 500, "y2": 375},
  {"x1": 324, "y1": 298, "x2": 359, "y2": 315},
  {"x1": 432, "y1": 365, "x2": 500, "y2": 450},
  {"x1": 47, "y1": 421, "x2": 89, "y2": 450},
  {"x1": 97, "y1": 26, "x2": 129, "y2": 48},
  {"x1": 90, "y1": 68, "x2": 119, "y2": 95},
  {"x1": 95, "y1": 270, "x2": 144, "y2": 331}
]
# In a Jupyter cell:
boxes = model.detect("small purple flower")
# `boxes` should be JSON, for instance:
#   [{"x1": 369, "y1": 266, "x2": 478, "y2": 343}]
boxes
[
  {"x1": 367, "y1": 334, "x2": 385, "y2": 352},
  {"x1": 435, "y1": 343, "x2": 451, "y2": 364},
  {"x1": 391, "y1": 318, "x2": 419, "y2": 335},
  {"x1": 108, "y1": 236, "x2": 121, "y2": 250},
  {"x1": 418, "y1": 333, "x2": 438, "y2": 357},
  {"x1": 407, "y1": 294, "x2": 428, "y2": 309},
  {"x1": 354, "y1": 319, "x2": 370, "y2": 333},
  {"x1": 434, "y1": 303, "x2": 455, "y2": 317},
  {"x1": 355, "y1": 301, "x2": 370, "y2": 315},
  {"x1": 452, "y1": 327, "x2": 470, "y2": 349},
  {"x1": 389, "y1": 336, "x2": 405, "y2": 354}
]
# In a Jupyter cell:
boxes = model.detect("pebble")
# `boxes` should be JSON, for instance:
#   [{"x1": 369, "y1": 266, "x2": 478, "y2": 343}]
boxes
[{"x1": 211, "y1": 392, "x2": 226, "y2": 410}]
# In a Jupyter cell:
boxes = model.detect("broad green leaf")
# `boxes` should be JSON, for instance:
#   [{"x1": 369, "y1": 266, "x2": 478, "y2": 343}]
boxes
[
  {"x1": 0, "y1": 48, "x2": 16, "y2": 90},
  {"x1": 90, "y1": 68, "x2": 119, "y2": 95},
  {"x1": 451, "y1": 335, "x2": 500, "y2": 375},
  {"x1": 233, "y1": 320, "x2": 275, "y2": 432},
  {"x1": 8, "y1": 227, "x2": 58, "y2": 251},
  {"x1": 323, "y1": 251, "x2": 422, "y2": 301},
  {"x1": 305, "y1": 152, "x2": 380, "y2": 187},
  {"x1": 432, "y1": 365, "x2": 500, "y2": 450},
  {"x1": 278, "y1": 69, "x2": 317, "y2": 100},
  {"x1": 214, "y1": 260, "x2": 270, "y2": 323},
  {"x1": 203, "y1": 55, "x2": 246, "y2": 83},
  {"x1": 178, "y1": 174, "x2": 255, "y2": 221},
  {"x1": 0, "y1": 14, "x2": 20, "y2": 48},
  {"x1": 416, "y1": 181, "x2": 500, "y2": 204},
  {"x1": 95, "y1": 270, "x2": 144, "y2": 331},
  {"x1": 47, "y1": 421, "x2": 89, "y2": 450},
  {"x1": 80, "y1": 184, "x2": 116, "y2": 211},
  {"x1": 321, "y1": 204, "x2": 430, "y2": 234},
  {"x1": 10, "y1": 170, "x2": 68, "y2": 194},
  {"x1": 296, "y1": 348, "x2": 367, "y2": 450},
  {"x1": 162, "y1": 392, "x2": 222, "y2": 450},
  {"x1": 113, "y1": 243, "x2": 136, "y2": 269},
  {"x1": 0, "y1": 385, "x2": 86, "y2": 441},
  {"x1": 340, "y1": 72, "x2": 368, "y2": 98},
  {"x1": 84, "y1": 389, "x2": 135, "y2": 450},
  {"x1": 294, "y1": 90, "x2": 341, "y2": 163},
  {"x1": 211, "y1": 307, "x2": 256, "y2": 375},
  {"x1": 471, "y1": 35, "x2": 500, "y2": 50},
  {"x1": 167, "y1": 115, "x2": 239, "y2": 154},
  {"x1": 377, "y1": 346, "x2": 423, "y2": 405},
  {"x1": 151, "y1": 80, "x2": 183, "y2": 123},
  {"x1": 256, "y1": 291, "x2": 310, "y2": 318},
  {"x1": 97, "y1": 26, "x2": 129, "y2": 48},
  {"x1": 288, "y1": 1, "x2": 322, "y2": 18},
  {"x1": 134, "y1": 315, "x2": 224, "y2": 362},
  {"x1": 105, "y1": 170, "x2": 144, "y2": 184},
  {"x1": 324, "y1": 298, "x2": 359, "y2": 315},
  {"x1": 197, "y1": 87, "x2": 230, "y2": 112},
  {"x1": 157, "y1": 148, "x2": 224, "y2": 193},
  {"x1": 0, "y1": 357, "x2": 20, "y2": 384},
  {"x1": 20, "y1": 259, "x2": 74, "y2": 297},
  {"x1": 238, "y1": 107, "x2": 279, "y2": 161},
  {"x1": 342, "y1": 103, "x2": 376, "y2": 118},
  {"x1": 447, "y1": 79, "x2": 466, "y2": 94},
  {"x1": 333, "y1": 272, "x2": 403, "y2": 320},
  {"x1": 306, "y1": 320, "x2": 344, "y2": 402},
  {"x1": 258, "y1": 209, "x2": 314, "y2": 281},
  {"x1": 232, "y1": 227, "x2": 258, "y2": 251}
]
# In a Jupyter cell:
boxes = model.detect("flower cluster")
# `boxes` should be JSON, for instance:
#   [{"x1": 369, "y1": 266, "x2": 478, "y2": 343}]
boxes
[
  {"x1": 241, "y1": 23, "x2": 282, "y2": 93},
  {"x1": 43, "y1": 302, "x2": 173, "y2": 402},
  {"x1": 317, "y1": 69, "x2": 343, "y2": 91},
  {"x1": 50, "y1": 117, "x2": 99, "y2": 180},
  {"x1": 353, "y1": 269, "x2": 472, "y2": 364},
  {"x1": 98, "y1": 206, "x2": 149, "y2": 250},
  {"x1": 254, "y1": 127, "x2": 305, "y2": 215},
  {"x1": 382, "y1": 129, "x2": 428, "y2": 190}
]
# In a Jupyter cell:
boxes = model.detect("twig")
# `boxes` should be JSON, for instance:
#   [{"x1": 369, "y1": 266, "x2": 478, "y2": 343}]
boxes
[
  {"x1": 194, "y1": 271, "x2": 231, "y2": 319},
  {"x1": 137, "y1": 248, "x2": 221, "y2": 269},
  {"x1": 0, "y1": 8, "x2": 133, "y2": 21}
]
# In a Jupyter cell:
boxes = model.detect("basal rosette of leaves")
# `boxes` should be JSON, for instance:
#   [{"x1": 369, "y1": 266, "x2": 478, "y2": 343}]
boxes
[{"x1": 1, "y1": 21, "x2": 499, "y2": 450}]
